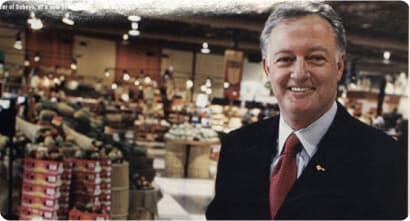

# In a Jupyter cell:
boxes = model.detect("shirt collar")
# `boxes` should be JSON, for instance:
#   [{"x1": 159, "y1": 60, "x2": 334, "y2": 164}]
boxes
[{"x1": 278, "y1": 102, "x2": 338, "y2": 158}]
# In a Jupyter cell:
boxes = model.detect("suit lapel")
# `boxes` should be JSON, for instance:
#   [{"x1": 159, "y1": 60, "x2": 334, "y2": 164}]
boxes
[{"x1": 276, "y1": 103, "x2": 355, "y2": 218}]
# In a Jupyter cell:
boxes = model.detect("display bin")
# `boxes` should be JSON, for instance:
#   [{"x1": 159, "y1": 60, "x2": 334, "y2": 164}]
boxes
[{"x1": 165, "y1": 140, "x2": 219, "y2": 178}]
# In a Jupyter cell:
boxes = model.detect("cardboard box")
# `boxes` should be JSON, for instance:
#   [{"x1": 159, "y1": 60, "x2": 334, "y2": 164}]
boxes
[
  {"x1": 73, "y1": 159, "x2": 102, "y2": 173},
  {"x1": 73, "y1": 171, "x2": 101, "y2": 183},
  {"x1": 22, "y1": 182, "x2": 60, "y2": 198},
  {"x1": 68, "y1": 208, "x2": 109, "y2": 220},
  {"x1": 23, "y1": 171, "x2": 61, "y2": 187},
  {"x1": 20, "y1": 206, "x2": 56, "y2": 220},
  {"x1": 21, "y1": 194, "x2": 59, "y2": 210},
  {"x1": 24, "y1": 158, "x2": 63, "y2": 175}
]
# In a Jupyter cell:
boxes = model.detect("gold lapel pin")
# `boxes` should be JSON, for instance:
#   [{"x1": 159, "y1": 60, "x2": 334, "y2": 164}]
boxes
[{"x1": 316, "y1": 165, "x2": 326, "y2": 172}]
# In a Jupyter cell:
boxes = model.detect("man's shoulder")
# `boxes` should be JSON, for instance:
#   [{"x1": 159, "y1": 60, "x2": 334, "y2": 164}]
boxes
[{"x1": 222, "y1": 116, "x2": 279, "y2": 144}]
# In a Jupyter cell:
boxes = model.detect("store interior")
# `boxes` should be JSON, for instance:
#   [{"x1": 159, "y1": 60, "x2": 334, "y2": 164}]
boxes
[{"x1": 0, "y1": 1, "x2": 408, "y2": 220}]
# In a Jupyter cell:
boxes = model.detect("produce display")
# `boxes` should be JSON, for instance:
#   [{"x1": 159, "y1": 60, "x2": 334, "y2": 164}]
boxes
[
  {"x1": 164, "y1": 123, "x2": 219, "y2": 142},
  {"x1": 134, "y1": 116, "x2": 171, "y2": 142}
]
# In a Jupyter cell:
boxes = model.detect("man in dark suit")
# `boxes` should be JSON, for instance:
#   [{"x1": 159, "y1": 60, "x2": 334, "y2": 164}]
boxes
[{"x1": 206, "y1": 2, "x2": 407, "y2": 220}]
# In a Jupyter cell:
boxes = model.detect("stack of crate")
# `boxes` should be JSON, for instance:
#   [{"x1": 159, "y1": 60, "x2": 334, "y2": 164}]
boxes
[
  {"x1": 71, "y1": 158, "x2": 111, "y2": 218},
  {"x1": 57, "y1": 158, "x2": 74, "y2": 219},
  {"x1": 19, "y1": 158, "x2": 63, "y2": 220}
]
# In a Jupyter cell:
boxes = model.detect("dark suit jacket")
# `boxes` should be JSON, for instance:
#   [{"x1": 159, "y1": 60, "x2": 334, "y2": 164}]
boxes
[{"x1": 206, "y1": 103, "x2": 407, "y2": 220}]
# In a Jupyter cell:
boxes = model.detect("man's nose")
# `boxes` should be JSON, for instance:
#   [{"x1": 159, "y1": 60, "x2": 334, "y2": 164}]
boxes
[{"x1": 291, "y1": 58, "x2": 309, "y2": 81}]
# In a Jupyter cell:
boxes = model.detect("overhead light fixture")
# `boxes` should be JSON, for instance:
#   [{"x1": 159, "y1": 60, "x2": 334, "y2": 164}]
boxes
[
  {"x1": 128, "y1": 15, "x2": 141, "y2": 22},
  {"x1": 128, "y1": 30, "x2": 140, "y2": 36},
  {"x1": 111, "y1": 83, "x2": 118, "y2": 90},
  {"x1": 200, "y1": 84, "x2": 207, "y2": 92},
  {"x1": 28, "y1": 12, "x2": 43, "y2": 30},
  {"x1": 186, "y1": 80, "x2": 193, "y2": 89},
  {"x1": 224, "y1": 82, "x2": 230, "y2": 89},
  {"x1": 14, "y1": 32, "x2": 22, "y2": 50},
  {"x1": 144, "y1": 76, "x2": 152, "y2": 84},
  {"x1": 383, "y1": 51, "x2": 391, "y2": 64},
  {"x1": 134, "y1": 80, "x2": 140, "y2": 86},
  {"x1": 123, "y1": 70, "x2": 130, "y2": 81},
  {"x1": 70, "y1": 58, "x2": 77, "y2": 70},
  {"x1": 205, "y1": 77, "x2": 212, "y2": 87},
  {"x1": 201, "y1": 42, "x2": 210, "y2": 54},
  {"x1": 131, "y1": 22, "x2": 139, "y2": 30},
  {"x1": 62, "y1": 12, "x2": 74, "y2": 26},
  {"x1": 104, "y1": 68, "x2": 110, "y2": 77},
  {"x1": 34, "y1": 51, "x2": 40, "y2": 63},
  {"x1": 122, "y1": 33, "x2": 129, "y2": 41},
  {"x1": 383, "y1": 51, "x2": 391, "y2": 60},
  {"x1": 24, "y1": 55, "x2": 30, "y2": 66}
]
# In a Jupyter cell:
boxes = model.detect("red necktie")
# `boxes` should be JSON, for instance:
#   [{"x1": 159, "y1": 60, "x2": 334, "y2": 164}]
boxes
[{"x1": 269, "y1": 133, "x2": 301, "y2": 219}]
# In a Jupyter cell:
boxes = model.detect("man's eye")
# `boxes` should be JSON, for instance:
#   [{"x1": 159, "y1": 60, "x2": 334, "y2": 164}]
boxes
[
  {"x1": 307, "y1": 55, "x2": 326, "y2": 64},
  {"x1": 275, "y1": 57, "x2": 294, "y2": 63}
]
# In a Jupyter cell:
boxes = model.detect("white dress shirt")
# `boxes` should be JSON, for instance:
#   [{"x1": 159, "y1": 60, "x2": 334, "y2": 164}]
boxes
[{"x1": 270, "y1": 102, "x2": 338, "y2": 178}]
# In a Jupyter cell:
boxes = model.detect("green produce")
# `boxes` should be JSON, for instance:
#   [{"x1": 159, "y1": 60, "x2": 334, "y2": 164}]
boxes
[
  {"x1": 39, "y1": 109, "x2": 57, "y2": 123},
  {"x1": 108, "y1": 148, "x2": 123, "y2": 163},
  {"x1": 57, "y1": 102, "x2": 75, "y2": 117}
]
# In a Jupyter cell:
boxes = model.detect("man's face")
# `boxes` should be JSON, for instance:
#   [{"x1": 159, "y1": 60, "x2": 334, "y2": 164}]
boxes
[{"x1": 262, "y1": 15, "x2": 344, "y2": 126}]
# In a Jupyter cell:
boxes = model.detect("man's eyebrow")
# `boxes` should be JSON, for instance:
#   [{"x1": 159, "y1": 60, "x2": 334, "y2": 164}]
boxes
[
  {"x1": 273, "y1": 50, "x2": 293, "y2": 56},
  {"x1": 307, "y1": 46, "x2": 329, "y2": 55}
]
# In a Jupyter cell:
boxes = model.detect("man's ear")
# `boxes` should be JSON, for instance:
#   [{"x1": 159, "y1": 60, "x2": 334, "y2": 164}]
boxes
[
  {"x1": 336, "y1": 54, "x2": 345, "y2": 81},
  {"x1": 262, "y1": 58, "x2": 270, "y2": 77}
]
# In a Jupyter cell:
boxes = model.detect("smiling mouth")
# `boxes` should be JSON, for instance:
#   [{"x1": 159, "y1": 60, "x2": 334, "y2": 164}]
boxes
[{"x1": 287, "y1": 87, "x2": 315, "y2": 92}]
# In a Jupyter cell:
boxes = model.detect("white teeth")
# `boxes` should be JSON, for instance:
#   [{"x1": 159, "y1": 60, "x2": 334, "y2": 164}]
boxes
[{"x1": 290, "y1": 87, "x2": 310, "y2": 92}]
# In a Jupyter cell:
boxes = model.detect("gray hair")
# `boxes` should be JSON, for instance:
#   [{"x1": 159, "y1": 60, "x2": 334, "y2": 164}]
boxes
[{"x1": 260, "y1": 1, "x2": 346, "y2": 59}]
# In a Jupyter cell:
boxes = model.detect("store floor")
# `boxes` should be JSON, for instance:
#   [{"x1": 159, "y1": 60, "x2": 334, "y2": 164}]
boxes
[
  {"x1": 155, "y1": 177, "x2": 214, "y2": 220},
  {"x1": 148, "y1": 148, "x2": 216, "y2": 220}
]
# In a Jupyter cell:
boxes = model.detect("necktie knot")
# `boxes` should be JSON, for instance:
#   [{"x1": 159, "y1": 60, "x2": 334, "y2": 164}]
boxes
[{"x1": 282, "y1": 133, "x2": 301, "y2": 156}]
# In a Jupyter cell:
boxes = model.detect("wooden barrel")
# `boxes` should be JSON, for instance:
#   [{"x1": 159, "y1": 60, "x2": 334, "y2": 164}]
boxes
[
  {"x1": 111, "y1": 162, "x2": 129, "y2": 219},
  {"x1": 188, "y1": 145, "x2": 211, "y2": 179},
  {"x1": 111, "y1": 213, "x2": 128, "y2": 220},
  {"x1": 165, "y1": 142, "x2": 185, "y2": 177}
]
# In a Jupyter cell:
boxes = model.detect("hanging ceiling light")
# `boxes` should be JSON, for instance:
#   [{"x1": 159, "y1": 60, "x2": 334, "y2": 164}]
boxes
[
  {"x1": 128, "y1": 15, "x2": 141, "y2": 22},
  {"x1": 24, "y1": 55, "x2": 30, "y2": 67},
  {"x1": 62, "y1": 12, "x2": 75, "y2": 26},
  {"x1": 144, "y1": 76, "x2": 152, "y2": 84},
  {"x1": 123, "y1": 69, "x2": 130, "y2": 81},
  {"x1": 70, "y1": 58, "x2": 77, "y2": 70},
  {"x1": 186, "y1": 80, "x2": 193, "y2": 89},
  {"x1": 104, "y1": 68, "x2": 110, "y2": 77},
  {"x1": 14, "y1": 32, "x2": 22, "y2": 50},
  {"x1": 128, "y1": 30, "x2": 140, "y2": 36},
  {"x1": 134, "y1": 80, "x2": 140, "y2": 86},
  {"x1": 201, "y1": 42, "x2": 210, "y2": 54},
  {"x1": 383, "y1": 51, "x2": 391, "y2": 64},
  {"x1": 28, "y1": 12, "x2": 43, "y2": 30},
  {"x1": 128, "y1": 17, "x2": 141, "y2": 37},
  {"x1": 122, "y1": 33, "x2": 129, "y2": 41},
  {"x1": 224, "y1": 82, "x2": 230, "y2": 89},
  {"x1": 34, "y1": 51, "x2": 40, "y2": 63},
  {"x1": 111, "y1": 83, "x2": 118, "y2": 90},
  {"x1": 205, "y1": 77, "x2": 212, "y2": 87},
  {"x1": 131, "y1": 22, "x2": 139, "y2": 30}
]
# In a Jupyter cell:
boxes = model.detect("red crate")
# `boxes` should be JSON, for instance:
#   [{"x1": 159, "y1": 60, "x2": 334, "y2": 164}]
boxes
[
  {"x1": 20, "y1": 206, "x2": 56, "y2": 220},
  {"x1": 22, "y1": 182, "x2": 60, "y2": 198},
  {"x1": 23, "y1": 171, "x2": 61, "y2": 187},
  {"x1": 68, "y1": 208, "x2": 109, "y2": 220},
  {"x1": 24, "y1": 158, "x2": 63, "y2": 175},
  {"x1": 21, "y1": 194, "x2": 59, "y2": 210}
]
